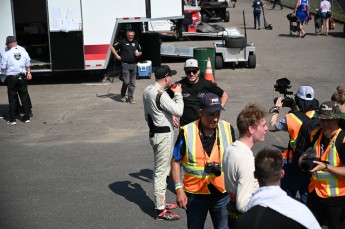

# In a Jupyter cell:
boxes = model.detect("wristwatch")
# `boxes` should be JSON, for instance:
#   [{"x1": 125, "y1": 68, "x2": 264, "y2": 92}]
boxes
[{"x1": 325, "y1": 163, "x2": 328, "y2": 171}]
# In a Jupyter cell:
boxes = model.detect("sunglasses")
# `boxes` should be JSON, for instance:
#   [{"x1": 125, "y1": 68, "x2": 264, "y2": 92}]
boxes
[{"x1": 185, "y1": 69, "x2": 198, "y2": 75}]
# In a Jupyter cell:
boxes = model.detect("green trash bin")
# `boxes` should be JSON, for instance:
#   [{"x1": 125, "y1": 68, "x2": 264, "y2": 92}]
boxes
[{"x1": 193, "y1": 47, "x2": 215, "y2": 80}]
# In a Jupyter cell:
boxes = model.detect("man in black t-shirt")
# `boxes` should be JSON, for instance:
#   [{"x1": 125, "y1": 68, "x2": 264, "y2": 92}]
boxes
[
  {"x1": 111, "y1": 30, "x2": 142, "y2": 104},
  {"x1": 173, "y1": 59, "x2": 228, "y2": 127}
]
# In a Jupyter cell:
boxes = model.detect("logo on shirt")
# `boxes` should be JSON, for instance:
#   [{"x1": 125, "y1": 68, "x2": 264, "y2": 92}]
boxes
[{"x1": 14, "y1": 52, "x2": 21, "y2": 60}]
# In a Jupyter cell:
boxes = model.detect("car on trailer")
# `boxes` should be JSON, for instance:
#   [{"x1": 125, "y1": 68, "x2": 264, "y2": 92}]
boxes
[{"x1": 200, "y1": 0, "x2": 229, "y2": 22}]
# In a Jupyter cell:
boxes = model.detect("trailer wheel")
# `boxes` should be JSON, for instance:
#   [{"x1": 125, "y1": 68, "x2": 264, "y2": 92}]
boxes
[
  {"x1": 225, "y1": 11, "x2": 230, "y2": 22},
  {"x1": 248, "y1": 54, "x2": 256, "y2": 68},
  {"x1": 225, "y1": 37, "x2": 247, "y2": 48},
  {"x1": 215, "y1": 55, "x2": 223, "y2": 69}
]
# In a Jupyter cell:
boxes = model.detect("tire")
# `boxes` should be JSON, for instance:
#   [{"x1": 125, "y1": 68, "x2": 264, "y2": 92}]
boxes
[
  {"x1": 225, "y1": 37, "x2": 247, "y2": 48},
  {"x1": 248, "y1": 54, "x2": 256, "y2": 68},
  {"x1": 225, "y1": 11, "x2": 230, "y2": 22},
  {"x1": 215, "y1": 55, "x2": 223, "y2": 69}
]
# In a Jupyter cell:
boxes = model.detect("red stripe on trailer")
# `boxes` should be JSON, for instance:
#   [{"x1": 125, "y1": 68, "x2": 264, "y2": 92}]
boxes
[{"x1": 84, "y1": 44, "x2": 109, "y2": 60}]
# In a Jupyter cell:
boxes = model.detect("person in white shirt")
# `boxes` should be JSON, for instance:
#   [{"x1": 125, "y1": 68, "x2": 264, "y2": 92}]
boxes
[
  {"x1": 222, "y1": 103, "x2": 268, "y2": 227},
  {"x1": 320, "y1": 0, "x2": 331, "y2": 35},
  {"x1": 0, "y1": 36, "x2": 32, "y2": 125}
]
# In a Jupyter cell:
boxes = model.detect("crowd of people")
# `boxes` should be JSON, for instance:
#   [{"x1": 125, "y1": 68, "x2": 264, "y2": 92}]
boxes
[
  {"x1": 142, "y1": 57, "x2": 345, "y2": 228},
  {"x1": 0, "y1": 2, "x2": 343, "y2": 226}
]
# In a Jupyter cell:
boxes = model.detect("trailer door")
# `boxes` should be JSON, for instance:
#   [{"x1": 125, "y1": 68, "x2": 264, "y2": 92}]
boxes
[
  {"x1": 47, "y1": 0, "x2": 84, "y2": 70},
  {"x1": 0, "y1": 0, "x2": 14, "y2": 44}
]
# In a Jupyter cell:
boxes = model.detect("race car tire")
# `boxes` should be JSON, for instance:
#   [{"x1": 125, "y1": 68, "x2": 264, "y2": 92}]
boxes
[
  {"x1": 215, "y1": 55, "x2": 223, "y2": 69},
  {"x1": 224, "y1": 37, "x2": 247, "y2": 48}
]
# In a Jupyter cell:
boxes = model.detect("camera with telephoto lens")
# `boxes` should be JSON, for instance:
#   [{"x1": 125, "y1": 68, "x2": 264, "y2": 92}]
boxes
[
  {"x1": 274, "y1": 78, "x2": 294, "y2": 108},
  {"x1": 300, "y1": 147, "x2": 321, "y2": 171},
  {"x1": 205, "y1": 162, "x2": 222, "y2": 177}
]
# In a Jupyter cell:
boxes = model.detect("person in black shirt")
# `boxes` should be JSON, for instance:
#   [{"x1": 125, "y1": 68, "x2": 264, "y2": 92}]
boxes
[
  {"x1": 111, "y1": 30, "x2": 142, "y2": 104},
  {"x1": 172, "y1": 59, "x2": 228, "y2": 127}
]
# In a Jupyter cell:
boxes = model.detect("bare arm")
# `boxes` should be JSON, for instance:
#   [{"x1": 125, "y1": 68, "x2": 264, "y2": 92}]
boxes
[
  {"x1": 311, "y1": 161, "x2": 345, "y2": 178},
  {"x1": 293, "y1": 0, "x2": 299, "y2": 15},
  {"x1": 268, "y1": 97, "x2": 282, "y2": 132},
  {"x1": 110, "y1": 46, "x2": 121, "y2": 61},
  {"x1": 221, "y1": 91, "x2": 229, "y2": 108},
  {"x1": 171, "y1": 158, "x2": 188, "y2": 209}
]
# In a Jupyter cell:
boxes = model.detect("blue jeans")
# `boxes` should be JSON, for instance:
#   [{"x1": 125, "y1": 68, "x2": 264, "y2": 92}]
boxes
[
  {"x1": 281, "y1": 163, "x2": 310, "y2": 204},
  {"x1": 253, "y1": 11, "x2": 261, "y2": 28},
  {"x1": 186, "y1": 191, "x2": 229, "y2": 229}
]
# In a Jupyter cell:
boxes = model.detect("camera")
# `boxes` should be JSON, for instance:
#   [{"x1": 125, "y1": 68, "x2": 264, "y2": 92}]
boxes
[
  {"x1": 300, "y1": 147, "x2": 321, "y2": 171},
  {"x1": 205, "y1": 162, "x2": 222, "y2": 177},
  {"x1": 274, "y1": 78, "x2": 294, "y2": 108}
]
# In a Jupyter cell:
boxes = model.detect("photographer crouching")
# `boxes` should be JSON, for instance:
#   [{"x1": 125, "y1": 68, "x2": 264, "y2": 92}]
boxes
[
  {"x1": 268, "y1": 78, "x2": 319, "y2": 204},
  {"x1": 298, "y1": 101, "x2": 345, "y2": 228}
]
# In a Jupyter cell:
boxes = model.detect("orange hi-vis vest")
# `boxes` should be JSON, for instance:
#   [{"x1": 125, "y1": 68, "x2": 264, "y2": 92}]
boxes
[
  {"x1": 282, "y1": 110, "x2": 315, "y2": 163},
  {"x1": 309, "y1": 128, "x2": 345, "y2": 198},
  {"x1": 181, "y1": 119, "x2": 233, "y2": 194}
]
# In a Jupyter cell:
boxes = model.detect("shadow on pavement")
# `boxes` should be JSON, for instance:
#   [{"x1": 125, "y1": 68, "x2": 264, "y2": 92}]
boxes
[
  {"x1": 96, "y1": 93, "x2": 123, "y2": 102},
  {"x1": 129, "y1": 168, "x2": 152, "y2": 183},
  {"x1": 109, "y1": 181, "x2": 155, "y2": 218}
]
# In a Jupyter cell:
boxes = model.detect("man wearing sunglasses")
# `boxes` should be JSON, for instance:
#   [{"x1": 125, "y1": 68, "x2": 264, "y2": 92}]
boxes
[{"x1": 172, "y1": 59, "x2": 228, "y2": 127}]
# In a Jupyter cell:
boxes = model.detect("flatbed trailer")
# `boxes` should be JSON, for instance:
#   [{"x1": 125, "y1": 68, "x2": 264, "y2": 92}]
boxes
[{"x1": 0, "y1": 0, "x2": 184, "y2": 74}]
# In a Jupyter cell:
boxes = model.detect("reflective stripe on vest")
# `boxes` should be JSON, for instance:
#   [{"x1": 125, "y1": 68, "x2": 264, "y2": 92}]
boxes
[
  {"x1": 282, "y1": 111, "x2": 315, "y2": 162},
  {"x1": 182, "y1": 120, "x2": 232, "y2": 194},
  {"x1": 309, "y1": 128, "x2": 345, "y2": 197}
]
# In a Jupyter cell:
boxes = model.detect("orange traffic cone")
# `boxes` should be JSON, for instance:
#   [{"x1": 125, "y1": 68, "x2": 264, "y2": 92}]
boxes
[{"x1": 204, "y1": 57, "x2": 215, "y2": 83}]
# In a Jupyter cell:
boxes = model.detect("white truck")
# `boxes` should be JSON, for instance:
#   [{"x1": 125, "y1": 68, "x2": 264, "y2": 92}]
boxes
[{"x1": 0, "y1": 0, "x2": 184, "y2": 74}]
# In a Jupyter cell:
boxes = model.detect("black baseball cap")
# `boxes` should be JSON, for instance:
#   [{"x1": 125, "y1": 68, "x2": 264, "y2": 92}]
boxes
[
  {"x1": 200, "y1": 93, "x2": 225, "y2": 113},
  {"x1": 155, "y1": 65, "x2": 177, "y2": 79}
]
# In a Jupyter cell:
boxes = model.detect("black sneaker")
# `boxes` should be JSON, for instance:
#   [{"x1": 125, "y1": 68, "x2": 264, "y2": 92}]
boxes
[{"x1": 156, "y1": 209, "x2": 180, "y2": 221}]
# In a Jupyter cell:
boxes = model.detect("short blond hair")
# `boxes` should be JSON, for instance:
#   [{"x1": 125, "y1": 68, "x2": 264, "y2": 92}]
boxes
[{"x1": 237, "y1": 103, "x2": 267, "y2": 137}]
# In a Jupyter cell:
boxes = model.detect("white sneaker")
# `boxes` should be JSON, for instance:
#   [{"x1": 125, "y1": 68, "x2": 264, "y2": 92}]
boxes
[{"x1": 7, "y1": 121, "x2": 16, "y2": 125}]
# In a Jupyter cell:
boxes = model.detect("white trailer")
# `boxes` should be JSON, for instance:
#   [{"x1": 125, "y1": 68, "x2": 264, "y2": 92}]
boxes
[{"x1": 0, "y1": 0, "x2": 184, "y2": 73}]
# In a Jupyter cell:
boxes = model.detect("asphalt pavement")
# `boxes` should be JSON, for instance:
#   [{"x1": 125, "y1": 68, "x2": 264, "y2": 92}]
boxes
[{"x1": 0, "y1": 0, "x2": 344, "y2": 228}]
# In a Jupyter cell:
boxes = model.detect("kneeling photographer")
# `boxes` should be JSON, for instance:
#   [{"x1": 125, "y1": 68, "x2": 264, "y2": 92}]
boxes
[
  {"x1": 268, "y1": 78, "x2": 319, "y2": 204},
  {"x1": 298, "y1": 101, "x2": 345, "y2": 228}
]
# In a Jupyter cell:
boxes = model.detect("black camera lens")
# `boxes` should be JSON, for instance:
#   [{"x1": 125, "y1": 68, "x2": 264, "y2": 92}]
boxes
[{"x1": 205, "y1": 162, "x2": 222, "y2": 177}]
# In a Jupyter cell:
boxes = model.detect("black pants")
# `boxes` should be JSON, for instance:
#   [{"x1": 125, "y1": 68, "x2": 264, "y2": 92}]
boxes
[
  {"x1": 307, "y1": 191, "x2": 345, "y2": 228},
  {"x1": 6, "y1": 75, "x2": 31, "y2": 121},
  {"x1": 272, "y1": 0, "x2": 283, "y2": 9}
]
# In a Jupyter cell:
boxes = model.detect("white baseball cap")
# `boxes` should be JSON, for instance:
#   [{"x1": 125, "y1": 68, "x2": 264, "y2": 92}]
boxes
[
  {"x1": 295, "y1": 85, "x2": 315, "y2": 101},
  {"x1": 184, "y1": 59, "x2": 199, "y2": 68}
]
